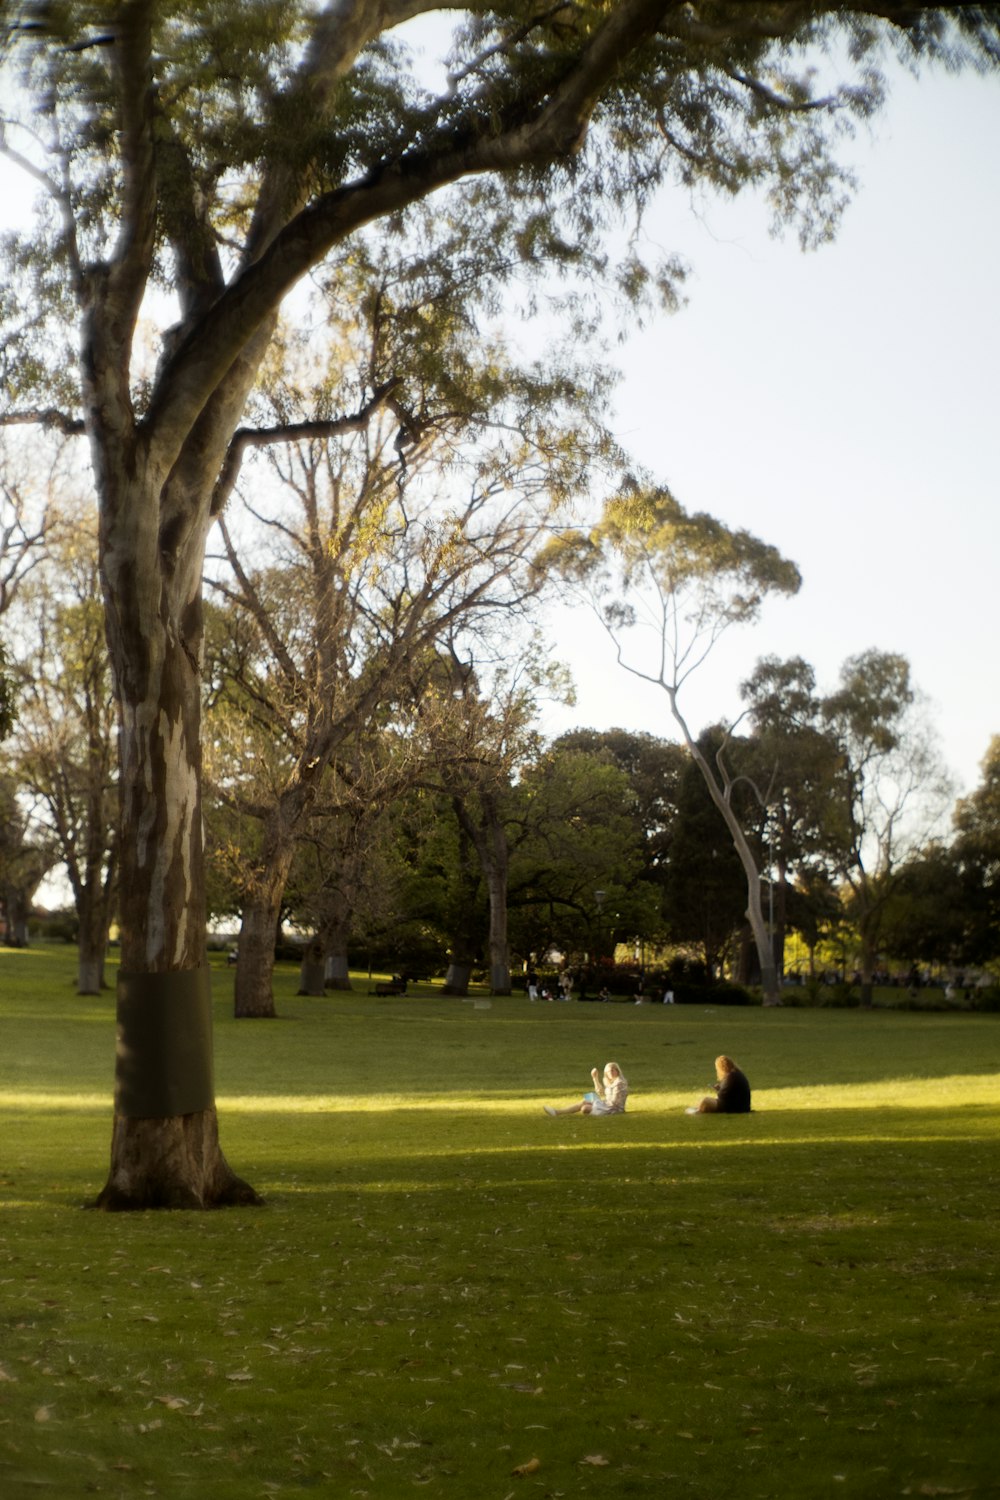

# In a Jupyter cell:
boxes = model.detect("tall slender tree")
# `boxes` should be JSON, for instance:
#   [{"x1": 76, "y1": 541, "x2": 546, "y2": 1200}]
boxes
[{"x1": 546, "y1": 485, "x2": 802, "y2": 1001}]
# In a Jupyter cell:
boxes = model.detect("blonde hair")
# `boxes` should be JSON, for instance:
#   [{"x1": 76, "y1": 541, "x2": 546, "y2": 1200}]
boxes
[
  {"x1": 604, "y1": 1061, "x2": 625, "y2": 1084},
  {"x1": 715, "y1": 1055, "x2": 737, "y2": 1078}
]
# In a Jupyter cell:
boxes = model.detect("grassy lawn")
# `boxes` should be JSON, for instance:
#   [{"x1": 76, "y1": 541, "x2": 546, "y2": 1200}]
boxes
[{"x1": 2, "y1": 945, "x2": 998, "y2": 1500}]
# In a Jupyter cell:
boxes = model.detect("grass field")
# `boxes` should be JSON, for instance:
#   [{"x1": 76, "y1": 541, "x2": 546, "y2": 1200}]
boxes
[{"x1": 2, "y1": 945, "x2": 999, "y2": 1500}]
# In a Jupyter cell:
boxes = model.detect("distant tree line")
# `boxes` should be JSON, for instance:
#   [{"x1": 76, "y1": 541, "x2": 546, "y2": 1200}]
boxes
[{"x1": 2, "y1": 477, "x2": 997, "y2": 1005}]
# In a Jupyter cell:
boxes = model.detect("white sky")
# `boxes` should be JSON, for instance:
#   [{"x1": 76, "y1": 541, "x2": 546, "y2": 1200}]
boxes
[{"x1": 539, "y1": 61, "x2": 1000, "y2": 803}]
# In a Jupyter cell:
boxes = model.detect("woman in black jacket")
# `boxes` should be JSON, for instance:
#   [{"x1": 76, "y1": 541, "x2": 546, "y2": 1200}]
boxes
[{"x1": 686, "y1": 1055, "x2": 751, "y2": 1114}]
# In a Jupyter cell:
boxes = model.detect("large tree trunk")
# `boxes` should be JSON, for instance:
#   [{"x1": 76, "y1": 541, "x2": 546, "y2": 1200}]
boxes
[{"x1": 95, "y1": 474, "x2": 258, "y2": 1211}]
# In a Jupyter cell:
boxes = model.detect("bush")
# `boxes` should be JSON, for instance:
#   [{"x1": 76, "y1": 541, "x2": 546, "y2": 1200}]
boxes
[
  {"x1": 673, "y1": 980, "x2": 757, "y2": 1006},
  {"x1": 817, "y1": 982, "x2": 861, "y2": 1008}
]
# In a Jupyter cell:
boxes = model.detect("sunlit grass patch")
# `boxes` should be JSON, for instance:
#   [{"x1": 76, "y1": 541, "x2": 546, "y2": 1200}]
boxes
[{"x1": 1, "y1": 943, "x2": 999, "y2": 1499}]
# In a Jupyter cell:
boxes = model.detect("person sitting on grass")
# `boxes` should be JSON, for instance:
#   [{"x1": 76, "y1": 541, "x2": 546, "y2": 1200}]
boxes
[
  {"x1": 685, "y1": 1054, "x2": 751, "y2": 1114},
  {"x1": 544, "y1": 1061, "x2": 628, "y2": 1117}
]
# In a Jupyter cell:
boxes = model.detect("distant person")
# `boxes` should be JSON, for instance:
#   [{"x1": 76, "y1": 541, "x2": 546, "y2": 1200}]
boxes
[
  {"x1": 662, "y1": 985, "x2": 675, "y2": 1004},
  {"x1": 544, "y1": 1061, "x2": 628, "y2": 1117},
  {"x1": 527, "y1": 969, "x2": 539, "y2": 1002},
  {"x1": 598, "y1": 985, "x2": 612, "y2": 1003},
  {"x1": 685, "y1": 1055, "x2": 751, "y2": 1114}
]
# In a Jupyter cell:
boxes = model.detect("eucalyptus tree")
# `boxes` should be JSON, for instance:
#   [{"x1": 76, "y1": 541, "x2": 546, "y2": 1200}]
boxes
[
  {"x1": 552, "y1": 727, "x2": 687, "y2": 906},
  {"x1": 661, "y1": 726, "x2": 752, "y2": 978},
  {"x1": 952, "y1": 736, "x2": 1000, "y2": 966},
  {"x1": 2, "y1": 2, "x2": 995, "y2": 1205},
  {"x1": 0, "y1": 772, "x2": 57, "y2": 946},
  {"x1": 289, "y1": 797, "x2": 404, "y2": 996},
  {"x1": 0, "y1": 434, "x2": 57, "y2": 616},
  {"x1": 203, "y1": 320, "x2": 581, "y2": 1016},
  {"x1": 546, "y1": 485, "x2": 801, "y2": 1001},
  {"x1": 819, "y1": 649, "x2": 954, "y2": 1003},
  {"x1": 7, "y1": 508, "x2": 119, "y2": 992},
  {"x1": 408, "y1": 644, "x2": 548, "y2": 996},
  {"x1": 739, "y1": 655, "x2": 846, "y2": 976},
  {"x1": 507, "y1": 741, "x2": 654, "y2": 965},
  {"x1": 0, "y1": 432, "x2": 66, "y2": 736}
]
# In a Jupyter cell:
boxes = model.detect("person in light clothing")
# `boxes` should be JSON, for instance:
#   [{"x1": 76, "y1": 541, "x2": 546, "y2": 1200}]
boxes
[{"x1": 543, "y1": 1062, "x2": 628, "y2": 1117}]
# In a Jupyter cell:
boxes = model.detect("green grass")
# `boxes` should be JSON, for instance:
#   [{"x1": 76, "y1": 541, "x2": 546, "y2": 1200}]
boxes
[{"x1": 2, "y1": 945, "x2": 999, "y2": 1499}]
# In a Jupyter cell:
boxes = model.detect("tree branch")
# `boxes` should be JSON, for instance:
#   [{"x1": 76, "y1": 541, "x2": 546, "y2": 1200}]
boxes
[
  {"x1": 0, "y1": 408, "x2": 85, "y2": 435},
  {"x1": 209, "y1": 377, "x2": 401, "y2": 518},
  {"x1": 144, "y1": 0, "x2": 673, "y2": 460}
]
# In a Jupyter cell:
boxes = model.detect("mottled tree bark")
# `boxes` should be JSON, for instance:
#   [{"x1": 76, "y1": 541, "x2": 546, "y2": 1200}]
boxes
[{"x1": 94, "y1": 466, "x2": 259, "y2": 1208}]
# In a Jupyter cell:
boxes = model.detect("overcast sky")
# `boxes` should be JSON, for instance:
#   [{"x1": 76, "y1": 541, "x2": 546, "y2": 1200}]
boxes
[{"x1": 538, "y1": 59, "x2": 1000, "y2": 806}]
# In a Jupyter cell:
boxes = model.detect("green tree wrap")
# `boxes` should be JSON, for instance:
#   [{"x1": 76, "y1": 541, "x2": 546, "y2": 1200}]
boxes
[{"x1": 114, "y1": 969, "x2": 214, "y2": 1118}]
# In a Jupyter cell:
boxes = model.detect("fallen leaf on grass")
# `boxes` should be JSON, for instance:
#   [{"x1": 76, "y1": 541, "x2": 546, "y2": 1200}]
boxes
[
  {"x1": 580, "y1": 1454, "x2": 611, "y2": 1466},
  {"x1": 34, "y1": 1406, "x2": 51, "y2": 1423},
  {"x1": 511, "y1": 1457, "x2": 541, "y2": 1476},
  {"x1": 155, "y1": 1395, "x2": 188, "y2": 1409}
]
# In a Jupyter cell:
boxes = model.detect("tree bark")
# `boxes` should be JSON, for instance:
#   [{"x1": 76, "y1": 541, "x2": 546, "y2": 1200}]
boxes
[
  {"x1": 298, "y1": 937, "x2": 326, "y2": 996},
  {"x1": 76, "y1": 884, "x2": 113, "y2": 994},
  {"x1": 234, "y1": 885, "x2": 287, "y2": 1017},
  {"x1": 321, "y1": 897, "x2": 354, "y2": 990},
  {"x1": 325, "y1": 950, "x2": 353, "y2": 990},
  {"x1": 95, "y1": 466, "x2": 260, "y2": 1209},
  {"x1": 442, "y1": 960, "x2": 474, "y2": 996},
  {"x1": 453, "y1": 793, "x2": 512, "y2": 995},
  {"x1": 673, "y1": 699, "x2": 781, "y2": 1004}
]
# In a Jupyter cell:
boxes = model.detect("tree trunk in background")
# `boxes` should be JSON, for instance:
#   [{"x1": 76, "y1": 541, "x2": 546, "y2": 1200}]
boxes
[
  {"x1": 298, "y1": 936, "x2": 326, "y2": 996},
  {"x1": 320, "y1": 886, "x2": 354, "y2": 990},
  {"x1": 76, "y1": 885, "x2": 114, "y2": 994},
  {"x1": 442, "y1": 960, "x2": 474, "y2": 996},
  {"x1": 234, "y1": 884, "x2": 287, "y2": 1017},
  {"x1": 325, "y1": 949, "x2": 352, "y2": 990}
]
